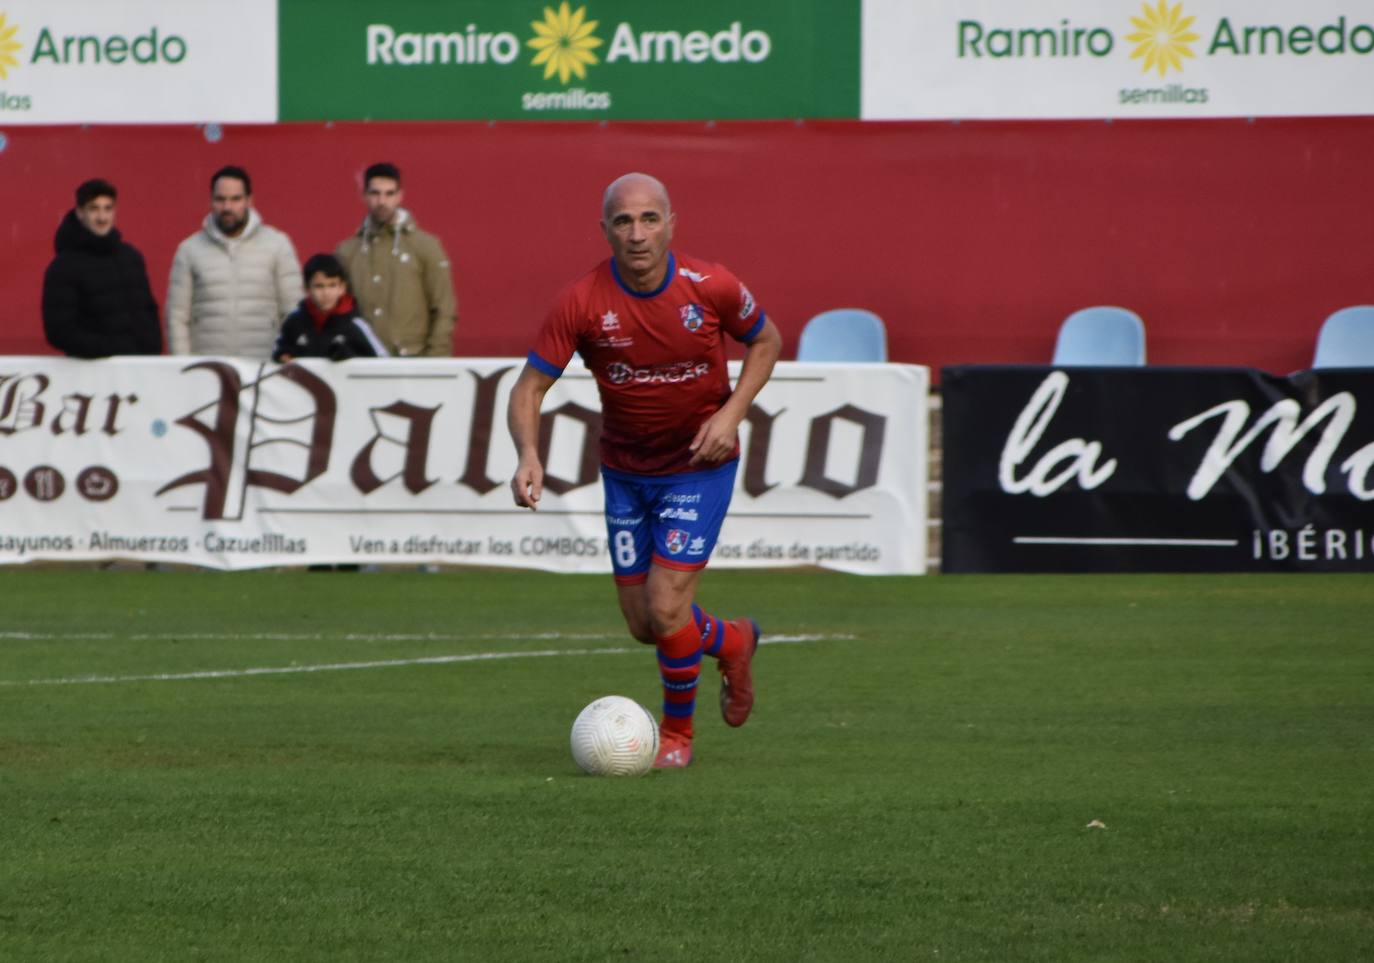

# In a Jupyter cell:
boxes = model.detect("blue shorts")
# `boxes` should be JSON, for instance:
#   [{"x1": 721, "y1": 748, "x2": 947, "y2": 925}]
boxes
[{"x1": 601, "y1": 460, "x2": 739, "y2": 584}]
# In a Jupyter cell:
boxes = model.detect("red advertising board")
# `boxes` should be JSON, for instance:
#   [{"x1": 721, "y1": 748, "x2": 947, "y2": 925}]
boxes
[{"x1": 3, "y1": 118, "x2": 1372, "y2": 378}]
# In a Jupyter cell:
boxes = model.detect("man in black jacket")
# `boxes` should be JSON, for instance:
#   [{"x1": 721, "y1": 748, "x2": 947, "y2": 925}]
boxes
[{"x1": 42, "y1": 178, "x2": 162, "y2": 358}]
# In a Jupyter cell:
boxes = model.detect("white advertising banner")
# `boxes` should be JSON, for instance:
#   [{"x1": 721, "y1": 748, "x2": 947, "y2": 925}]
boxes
[
  {"x1": 0, "y1": 358, "x2": 928, "y2": 574},
  {"x1": 0, "y1": 0, "x2": 277, "y2": 123},
  {"x1": 862, "y1": 0, "x2": 1374, "y2": 119}
]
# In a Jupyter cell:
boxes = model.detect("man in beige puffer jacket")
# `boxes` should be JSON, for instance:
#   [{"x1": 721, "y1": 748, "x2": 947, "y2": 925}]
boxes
[
  {"x1": 336, "y1": 162, "x2": 456, "y2": 358},
  {"x1": 166, "y1": 165, "x2": 302, "y2": 358}
]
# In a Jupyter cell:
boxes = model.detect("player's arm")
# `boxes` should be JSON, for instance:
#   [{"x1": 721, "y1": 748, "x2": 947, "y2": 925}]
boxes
[
  {"x1": 690, "y1": 317, "x2": 783, "y2": 465},
  {"x1": 507, "y1": 362, "x2": 559, "y2": 509}
]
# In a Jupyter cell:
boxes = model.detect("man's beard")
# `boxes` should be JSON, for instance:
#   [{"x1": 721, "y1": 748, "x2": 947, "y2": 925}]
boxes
[{"x1": 216, "y1": 211, "x2": 246, "y2": 235}]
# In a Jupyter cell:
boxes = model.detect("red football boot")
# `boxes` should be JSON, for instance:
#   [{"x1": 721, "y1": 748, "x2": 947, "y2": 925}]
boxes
[
  {"x1": 653, "y1": 728, "x2": 693, "y2": 769},
  {"x1": 719, "y1": 618, "x2": 760, "y2": 727}
]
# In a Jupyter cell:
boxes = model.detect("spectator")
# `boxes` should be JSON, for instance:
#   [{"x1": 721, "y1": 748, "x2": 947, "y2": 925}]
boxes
[
  {"x1": 42, "y1": 178, "x2": 162, "y2": 358},
  {"x1": 336, "y1": 162, "x2": 456, "y2": 357},
  {"x1": 273, "y1": 254, "x2": 388, "y2": 362},
  {"x1": 166, "y1": 165, "x2": 301, "y2": 357}
]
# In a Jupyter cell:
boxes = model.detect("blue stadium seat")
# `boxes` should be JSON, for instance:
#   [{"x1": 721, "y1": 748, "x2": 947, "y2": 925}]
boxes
[
  {"x1": 1052, "y1": 306, "x2": 1146, "y2": 366},
  {"x1": 796, "y1": 308, "x2": 888, "y2": 362},
  {"x1": 1313, "y1": 306, "x2": 1374, "y2": 369}
]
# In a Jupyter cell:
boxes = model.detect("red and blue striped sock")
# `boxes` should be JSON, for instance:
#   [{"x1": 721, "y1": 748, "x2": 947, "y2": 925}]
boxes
[
  {"x1": 692, "y1": 603, "x2": 748, "y2": 663},
  {"x1": 656, "y1": 620, "x2": 702, "y2": 740}
]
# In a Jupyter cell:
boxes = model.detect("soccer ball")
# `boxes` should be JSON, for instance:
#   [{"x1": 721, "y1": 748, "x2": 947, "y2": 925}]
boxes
[{"x1": 570, "y1": 695, "x2": 659, "y2": 777}]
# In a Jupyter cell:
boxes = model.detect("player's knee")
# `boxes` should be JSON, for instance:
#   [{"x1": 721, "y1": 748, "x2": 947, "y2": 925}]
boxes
[{"x1": 646, "y1": 601, "x2": 691, "y2": 639}]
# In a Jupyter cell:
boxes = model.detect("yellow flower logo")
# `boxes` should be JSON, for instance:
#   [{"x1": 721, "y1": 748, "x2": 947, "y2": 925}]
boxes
[
  {"x1": 0, "y1": 13, "x2": 21, "y2": 80},
  {"x1": 528, "y1": 2, "x2": 602, "y2": 85},
  {"x1": 1126, "y1": 1, "x2": 1200, "y2": 78}
]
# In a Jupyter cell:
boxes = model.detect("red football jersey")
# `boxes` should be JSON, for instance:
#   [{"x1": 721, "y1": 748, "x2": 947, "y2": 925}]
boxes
[{"x1": 529, "y1": 252, "x2": 767, "y2": 475}]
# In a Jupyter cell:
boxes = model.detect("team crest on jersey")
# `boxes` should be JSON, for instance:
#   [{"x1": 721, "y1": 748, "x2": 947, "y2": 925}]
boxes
[
  {"x1": 739, "y1": 284, "x2": 756, "y2": 320},
  {"x1": 680, "y1": 303, "x2": 705, "y2": 332},
  {"x1": 665, "y1": 529, "x2": 690, "y2": 555}
]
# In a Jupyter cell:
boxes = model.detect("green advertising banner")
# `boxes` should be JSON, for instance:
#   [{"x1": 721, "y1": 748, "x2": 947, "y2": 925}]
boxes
[{"x1": 278, "y1": 0, "x2": 859, "y2": 121}]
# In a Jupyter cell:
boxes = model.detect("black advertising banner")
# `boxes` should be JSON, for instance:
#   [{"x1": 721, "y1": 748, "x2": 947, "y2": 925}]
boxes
[{"x1": 942, "y1": 366, "x2": 1374, "y2": 573}]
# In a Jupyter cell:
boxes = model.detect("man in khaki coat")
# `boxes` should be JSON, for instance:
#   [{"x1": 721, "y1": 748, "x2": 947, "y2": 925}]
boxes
[{"x1": 336, "y1": 162, "x2": 457, "y2": 358}]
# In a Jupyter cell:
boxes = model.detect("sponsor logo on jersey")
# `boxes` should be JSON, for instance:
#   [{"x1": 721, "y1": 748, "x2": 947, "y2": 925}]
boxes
[
  {"x1": 665, "y1": 528, "x2": 690, "y2": 554},
  {"x1": 594, "y1": 335, "x2": 635, "y2": 349},
  {"x1": 739, "y1": 284, "x2": 756, "y2": 320},
  {"x1": 687, "y1": 536, "x2": 707, "y2": 556},
  {"x1": 604, "y1": 360, "x2": 711, "y2": 386},
  {"x1": 658, "y1": 506, "x2": 700, "y2": 522},
  {"x1": 600, "y1": 310, "x2": 620, "y2": 331},
  {"x1": 680, "y1": 303, "x2": 705, "y2": 332},
  {"x1": 679, "y1": 266, "x2": 710, "y2": 283}
]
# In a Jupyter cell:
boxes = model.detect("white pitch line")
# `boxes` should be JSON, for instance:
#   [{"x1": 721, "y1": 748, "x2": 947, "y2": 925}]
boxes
[
  {"x1": 0, "y1": 634, "x2": 846, "y2": 687},
  {"x1": 0, "y1": 631, "x2": 626, "y2": 643}
]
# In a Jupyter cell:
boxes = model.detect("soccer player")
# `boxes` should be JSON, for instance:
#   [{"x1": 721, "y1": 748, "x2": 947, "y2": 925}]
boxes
[{"x1": 508, "y1": 172, "x2": 783, "y2": 769}]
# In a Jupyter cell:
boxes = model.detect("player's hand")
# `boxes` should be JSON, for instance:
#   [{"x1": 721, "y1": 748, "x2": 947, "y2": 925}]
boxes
[
  {"x1": 689, "y1": 410, "x2": 740, "y2": 466},
  {"x1": 511, "y1": 459, "x2": 543, "y2": 510}
]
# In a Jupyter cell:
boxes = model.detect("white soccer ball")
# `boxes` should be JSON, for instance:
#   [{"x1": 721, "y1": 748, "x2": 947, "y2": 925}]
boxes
[{"x1": 570, "y1": 695, "x2": 659, "y2": 777}]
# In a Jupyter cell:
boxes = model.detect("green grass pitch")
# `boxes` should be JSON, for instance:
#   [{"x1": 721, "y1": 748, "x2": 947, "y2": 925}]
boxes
[{"x1": 2, "y1": 569, "x2": 1371, "y2": 962}]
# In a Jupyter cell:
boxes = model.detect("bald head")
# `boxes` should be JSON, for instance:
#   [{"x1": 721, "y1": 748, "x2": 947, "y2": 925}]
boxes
[
  {"x1": 600, "y1": 171, "x2": 677, "y2": 293},
  {"x1": 602, "y1": 172, "x2": 671, "y2": 220}
]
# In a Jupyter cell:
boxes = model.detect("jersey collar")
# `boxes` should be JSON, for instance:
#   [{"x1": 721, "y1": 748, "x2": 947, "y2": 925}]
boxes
[{"x1": 610, "y1": 252, "x2": 676, "y2": 299}]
